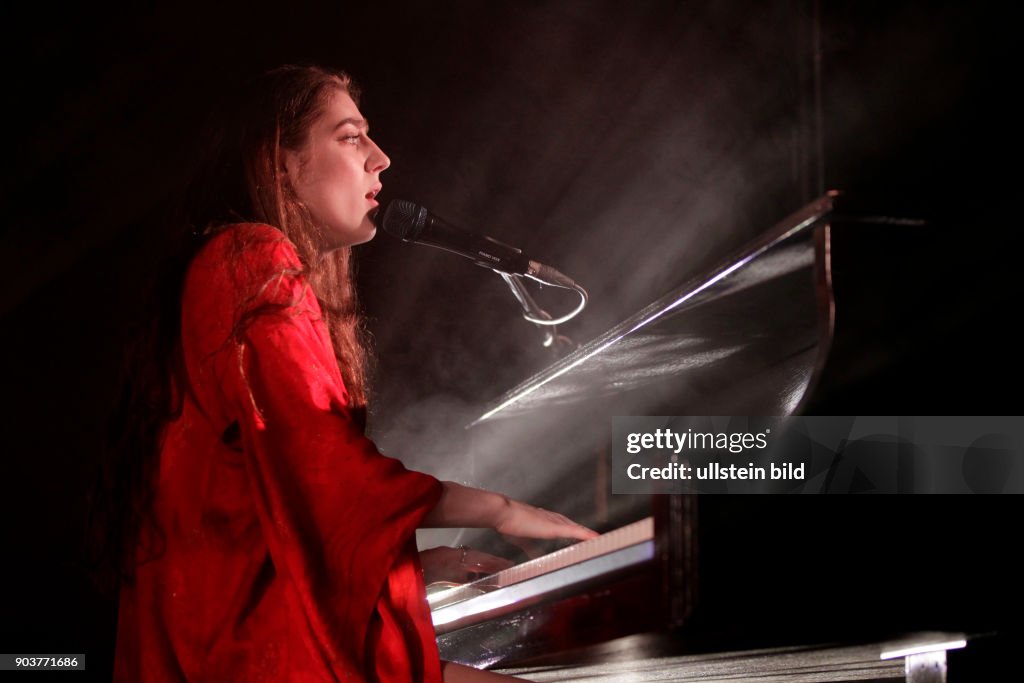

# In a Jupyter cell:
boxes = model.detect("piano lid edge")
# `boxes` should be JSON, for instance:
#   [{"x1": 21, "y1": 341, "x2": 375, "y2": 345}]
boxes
[{"x1": 793, "y1": 220, "x2": 836, "y2": 416}]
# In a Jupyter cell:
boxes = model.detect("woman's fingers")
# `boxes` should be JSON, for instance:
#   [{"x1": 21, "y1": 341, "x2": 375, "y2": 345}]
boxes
[
  {"x1": 494, "y1": 499, "x2": 599, "y2": 541},
  {"x1": 420, "y1": 546, "x2": 513, "y2": 585},
  {"x1": 462, "y1": 548, "x2": 514, "y2": 573}
]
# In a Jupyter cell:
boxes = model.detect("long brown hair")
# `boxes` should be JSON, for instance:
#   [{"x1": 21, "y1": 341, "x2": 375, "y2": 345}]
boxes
[
  {"x1": 88, "y1": 64, "x2": 371, "y2": 592},
  {"x1": 190, "y1": 64, "x2": 369, "y2": 404}
]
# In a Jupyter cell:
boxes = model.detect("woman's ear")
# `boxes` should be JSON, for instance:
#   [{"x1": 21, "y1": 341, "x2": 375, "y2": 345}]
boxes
[{"x1": 280, "y1": 149, "x2": 300, "y2": 185}]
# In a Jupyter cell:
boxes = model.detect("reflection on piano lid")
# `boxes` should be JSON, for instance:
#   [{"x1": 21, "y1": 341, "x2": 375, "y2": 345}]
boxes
[
  {"x1": 430, "y1": 517, "x2": 654, "y2": 633},
  {"x1": 470, "y1": 192, "x2": 841, "y2": 425}
]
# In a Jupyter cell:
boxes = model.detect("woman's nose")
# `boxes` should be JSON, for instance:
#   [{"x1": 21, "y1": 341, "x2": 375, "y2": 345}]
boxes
[{"x1": 367, "y1": 139, "x2": 391, "y2": 173}]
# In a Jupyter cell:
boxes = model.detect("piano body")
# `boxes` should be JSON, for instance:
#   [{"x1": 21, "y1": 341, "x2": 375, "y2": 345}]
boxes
[{"x1": 429, "y1": 191, "x2": 912, "y2": 667}]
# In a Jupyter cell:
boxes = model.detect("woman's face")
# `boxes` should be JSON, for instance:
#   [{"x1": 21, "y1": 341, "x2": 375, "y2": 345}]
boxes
[{"x1": 283, "y1": 88, "x2": 390, "y2": 250}]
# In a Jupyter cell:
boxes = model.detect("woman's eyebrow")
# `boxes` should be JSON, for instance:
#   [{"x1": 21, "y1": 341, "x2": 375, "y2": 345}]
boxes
[{"x1": 333, "y1": 117, "x2": 369, "y2": 133}]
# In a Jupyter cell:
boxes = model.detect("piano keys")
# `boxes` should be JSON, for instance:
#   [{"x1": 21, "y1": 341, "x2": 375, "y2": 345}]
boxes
[
  {"x1": 429, "y1": 516, "x2": 655, "y2": 630},
  {"x1": 433, "y1": 495, "x2": 695, "y2": 667}
]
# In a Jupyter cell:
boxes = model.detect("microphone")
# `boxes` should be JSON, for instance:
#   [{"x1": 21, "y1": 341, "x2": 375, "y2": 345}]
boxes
[{"x1": 373, "y1": 199, "x2": 577, "y2": 288}]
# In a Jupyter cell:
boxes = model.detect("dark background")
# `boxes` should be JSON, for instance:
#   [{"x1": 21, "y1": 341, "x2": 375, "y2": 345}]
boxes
[{"x1": 1, "y1": 0, "x2": 1020, "y2": 679}]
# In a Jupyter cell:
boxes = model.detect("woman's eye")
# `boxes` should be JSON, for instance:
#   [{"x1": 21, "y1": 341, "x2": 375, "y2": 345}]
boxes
[{"x1": 340, "y1": 134, "x2": 361, "y2": 145}]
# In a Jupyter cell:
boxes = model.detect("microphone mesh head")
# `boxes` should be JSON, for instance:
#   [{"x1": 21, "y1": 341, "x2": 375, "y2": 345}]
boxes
[{"x1": 376, "y1": 199, "x2": 426, "y2": 240}]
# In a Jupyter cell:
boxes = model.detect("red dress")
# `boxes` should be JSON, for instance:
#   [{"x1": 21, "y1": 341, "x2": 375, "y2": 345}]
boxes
[{"x1": 114, "y1": 224, "x2": 443, "y2": 682}]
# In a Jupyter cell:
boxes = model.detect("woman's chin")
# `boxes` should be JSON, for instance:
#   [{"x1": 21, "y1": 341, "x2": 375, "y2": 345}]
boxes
[
  {"x1": 353, "y1": 223, "x2": 378, "y2": 246},
  {"x1": 321, "y1": 224, "x2": 377, "y2": 252}
]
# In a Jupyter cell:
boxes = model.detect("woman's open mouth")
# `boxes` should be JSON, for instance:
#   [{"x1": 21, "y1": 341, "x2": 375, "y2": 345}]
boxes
[{"x1": 366, "y1": 186, "x2": 381, "y2": 207}]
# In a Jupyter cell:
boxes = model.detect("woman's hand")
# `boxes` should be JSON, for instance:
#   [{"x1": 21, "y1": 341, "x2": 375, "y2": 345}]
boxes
[
  {"x1": 493, "y1": 498, "x2": 598, "y2": 542},
  {"x1": 420, "y1": 546, "x2": 514, "y2": 585},
  {"x1": 422, "y1": 481, "x2": 598, "y2": 542}
]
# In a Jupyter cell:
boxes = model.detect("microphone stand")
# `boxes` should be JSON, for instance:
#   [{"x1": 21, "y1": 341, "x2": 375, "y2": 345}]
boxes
[{"x1": 498, "y1": 272, "x2": 578, "y2": 357}]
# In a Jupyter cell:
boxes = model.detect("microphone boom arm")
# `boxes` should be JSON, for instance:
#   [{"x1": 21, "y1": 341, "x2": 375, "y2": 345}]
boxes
[{"x1": 498, "y1": 271, "x2": 588, "y2": 326}]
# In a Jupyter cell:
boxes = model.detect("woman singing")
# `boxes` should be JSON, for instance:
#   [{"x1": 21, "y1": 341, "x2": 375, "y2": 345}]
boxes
[{"x1": 100, "y1": 64, "x2": 595, "y2": 682}]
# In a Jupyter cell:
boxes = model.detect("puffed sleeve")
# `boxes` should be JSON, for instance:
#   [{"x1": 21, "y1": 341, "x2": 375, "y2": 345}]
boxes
[{"x1": 186, "y1": 225, "x2": 442, "y2": 678}]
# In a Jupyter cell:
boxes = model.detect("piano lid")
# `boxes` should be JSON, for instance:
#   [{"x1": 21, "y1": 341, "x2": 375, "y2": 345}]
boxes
[{"x1": 471, "y1": 192, "x2": 842, "y2": 426}]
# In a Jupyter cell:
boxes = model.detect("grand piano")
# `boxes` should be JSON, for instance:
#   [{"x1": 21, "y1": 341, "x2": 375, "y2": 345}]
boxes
[{"x1": 421, "y1": 192, "x2": 998, "y2": 680}]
